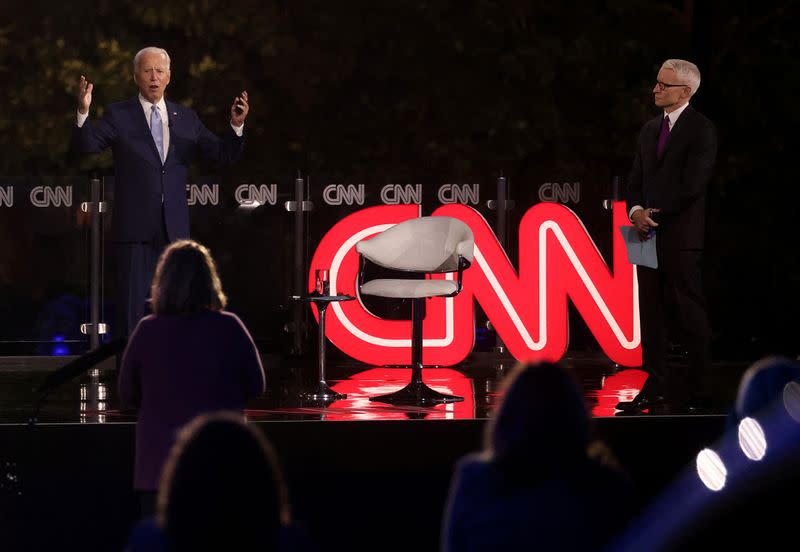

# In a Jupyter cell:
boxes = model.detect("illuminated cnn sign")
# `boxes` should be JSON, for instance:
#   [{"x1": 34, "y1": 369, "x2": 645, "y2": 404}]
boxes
[
  {"x1": 235, "y1": 184, "x2": 277, "y2": 206},
  {"x1": 186, "y1": 184, "x2": 219, "y2": 206},
  {"x1": 380, "y1": 184, "x2": 422, "y2": 204},
  {"x1": 324, "y1": 184, "x2": 365, "y2": 206},
  {"x1": 308, "y1": 202, "x2": 641, "y2": 367},
  {"x1": 30, "y1": 186, "x2": 72, "y2": 208},
  {"x1": 0, "y1": 186, "x2": 12, "y2": 207}
]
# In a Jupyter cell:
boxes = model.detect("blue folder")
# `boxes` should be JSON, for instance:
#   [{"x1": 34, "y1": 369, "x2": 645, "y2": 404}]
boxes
[{"x1": 619, "y1": 226, "x2": 658, "y2": 269}]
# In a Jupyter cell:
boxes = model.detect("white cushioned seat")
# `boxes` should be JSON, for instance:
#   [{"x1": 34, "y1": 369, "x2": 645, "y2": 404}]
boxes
[
  {"x1": 360, "y1": 278, "x2": 458, "y2": 299},
  {"x1": 354, "y1": 216, "x2": 474, "y2": 405},
  {"x1": 356, "y1": 216, "x2": 474, "y2": 273}
]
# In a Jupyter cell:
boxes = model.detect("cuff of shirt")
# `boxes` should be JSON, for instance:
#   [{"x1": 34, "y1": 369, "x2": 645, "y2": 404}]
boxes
[
  {"x1": 629, "y1": 205, "x2": 644, "y2": 220},
  {"x1": 76, "y1": 111, "x2": 88, "y2": 128},
  {"x1": 231, "y1": 122, "x2": 244, "y2": 137}
]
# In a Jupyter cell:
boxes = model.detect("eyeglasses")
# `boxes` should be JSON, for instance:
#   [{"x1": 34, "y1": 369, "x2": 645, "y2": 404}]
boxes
[{"x1": 654, "y1": 80, "x2": 688, "y2": 92}]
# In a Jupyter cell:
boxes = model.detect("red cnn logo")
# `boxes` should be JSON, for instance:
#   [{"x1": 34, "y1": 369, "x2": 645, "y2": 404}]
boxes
[{"x1": 309, "y1": 202, "x2": 641, "y2": 367}]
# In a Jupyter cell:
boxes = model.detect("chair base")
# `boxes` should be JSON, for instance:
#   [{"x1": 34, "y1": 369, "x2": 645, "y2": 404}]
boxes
[
  {"x1": 301, "y1": 381, "x2": 347, "y2": 403},
  {"x1": 369, "y1": 378, "x2": 463, "y2": 406}
]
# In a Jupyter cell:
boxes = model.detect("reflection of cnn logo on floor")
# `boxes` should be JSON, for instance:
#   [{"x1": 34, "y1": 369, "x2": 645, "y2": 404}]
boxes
[{"x1": 309, "y1": 201, "x2": 641, "y2": 368}]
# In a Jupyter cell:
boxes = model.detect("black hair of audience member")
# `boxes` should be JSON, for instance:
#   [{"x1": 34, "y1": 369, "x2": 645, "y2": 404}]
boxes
[
  {"x1": 156, "y1": 412, "x2": 290, "y2": 552},
  {"x1": 727, "y1": 355, "x2": 800, "y2": 430},
  {"x1": 485, "y1": 361, "x2": 593, "y2": 484},
  {"x1": 442, "y1": 362, "x2": 635, "y2": 552},
  {"x1": 150, "y1": 239, "x2": 227, "y2": 315},
  {"x1": 667, "y1": 356, "x2": 800, "y2": 550}
]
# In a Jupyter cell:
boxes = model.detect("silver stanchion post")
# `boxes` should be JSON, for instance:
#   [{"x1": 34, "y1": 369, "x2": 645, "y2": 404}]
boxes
[
  {"x1": 605, "y1": 175, "x2": 623, "y2": 373},
  {"x1": 603, "y1": 175, "x2": 622, "y2": 210},
  {"x1": 80, "y1": 176, "x2": 108, "y2": 369},
  {"x1": 487, "y1": 173, "x2": 513, "y2": 356},
  {"x1": 284, "y1": 172, "x2": 314, "y2": 355}
]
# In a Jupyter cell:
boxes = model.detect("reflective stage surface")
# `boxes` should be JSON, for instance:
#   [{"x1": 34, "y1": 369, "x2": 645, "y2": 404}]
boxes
[
  {"x1": 0, "y1": 352, "x2": 747, "y2": 424},
  {"x1": 0, "y1": 352, "x2": 740, "y2": 552}
]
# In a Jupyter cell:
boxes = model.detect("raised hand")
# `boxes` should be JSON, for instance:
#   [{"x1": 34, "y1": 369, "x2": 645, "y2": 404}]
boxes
[
  {"x1": 77, "y1": 75, "x2": 93, "y2": 115},
  {"x1": 230, "y1": 91, "x2": 249, "y2": 127}
]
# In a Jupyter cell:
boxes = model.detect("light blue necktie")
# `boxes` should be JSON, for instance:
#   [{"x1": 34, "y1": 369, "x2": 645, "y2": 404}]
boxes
[{"x1": 150, "y1": 105, "x2": 165, "y2": 163}]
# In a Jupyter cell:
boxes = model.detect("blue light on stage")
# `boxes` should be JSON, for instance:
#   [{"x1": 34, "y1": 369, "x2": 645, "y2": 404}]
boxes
[{"x1": 52, "y1": 335, "x2": 69, "y2": 356}]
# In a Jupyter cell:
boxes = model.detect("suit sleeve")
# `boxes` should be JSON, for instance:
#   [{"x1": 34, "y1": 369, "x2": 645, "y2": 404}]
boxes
[
  {"x1": 625, "y1": 129, "x2": 646, "y2": 211},
  {"x1": 118, "y1": 320, "x2": 145, "y2": 410},
  {"x1": 193, "y1": 113, "x2": 245, "y2": 167},
  {"x1": 660, "y1": 119, "x2": 717, "y2": 215},
  {"x1": 70, "y1": 111, "x2": 118, "y2": 155}
]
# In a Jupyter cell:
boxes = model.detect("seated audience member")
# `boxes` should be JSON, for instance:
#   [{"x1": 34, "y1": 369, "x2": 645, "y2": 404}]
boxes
[
  {"x1": 118, "y1": 240, "x2": 265, "y2": 516},
  {"x1": 727, "y1": 355, "x2": 800, "y2": 430},
  {"x1": 607, "y1": 355, "x2": 800, "y2": 551},
  {"x1": 442, "y1": 362, "x2": 635, "y2": 552},
  {"x1": 126, "y1": 412, "x2": 307, "y2": 552}
]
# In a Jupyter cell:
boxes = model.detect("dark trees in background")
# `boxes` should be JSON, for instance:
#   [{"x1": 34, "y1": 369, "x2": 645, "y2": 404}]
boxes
[{"x1": 0, "y1": 1, "x2": 796, "y2": 358}]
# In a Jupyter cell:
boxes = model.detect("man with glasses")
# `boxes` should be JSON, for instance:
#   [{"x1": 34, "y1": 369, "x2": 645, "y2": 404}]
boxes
[
  {"x1": 617, "y1": 59, "x2": 717, "y2": 414},
  {"x1": 70, "y1": 47, "x2": 249, "y2": 339}
]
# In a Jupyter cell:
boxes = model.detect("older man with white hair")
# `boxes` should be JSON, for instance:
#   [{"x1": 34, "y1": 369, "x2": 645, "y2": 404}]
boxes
[
  {"x1": 70, "y1": 47, "x2": 250, "y2": 337},
  {"x1": 618, "y1": 59, "x2": 717, "y2": 414}
]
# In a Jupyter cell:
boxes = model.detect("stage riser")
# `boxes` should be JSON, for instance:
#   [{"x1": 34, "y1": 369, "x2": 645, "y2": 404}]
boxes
[{"x1": 0, "y1": 417, "x2": 723, "y2": 552}]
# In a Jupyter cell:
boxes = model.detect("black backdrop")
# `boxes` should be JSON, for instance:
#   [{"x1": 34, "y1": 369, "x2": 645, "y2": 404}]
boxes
[{"x1": 0, "y1": 1, "x2": 797, "y2": 359}]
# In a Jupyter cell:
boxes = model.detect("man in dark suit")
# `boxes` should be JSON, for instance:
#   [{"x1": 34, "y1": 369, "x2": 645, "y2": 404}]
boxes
[
  {"x1": 617, "y1": 59, "x2": 717, "y2": 413},
  {"x1": 71, "y1": 46, "x2": 249, "y2": 337}
]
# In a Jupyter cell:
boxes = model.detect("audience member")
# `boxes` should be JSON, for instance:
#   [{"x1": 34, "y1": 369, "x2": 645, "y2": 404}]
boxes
[
  {"x1": 727, "y1": 355, "x2": 800, "y2": 429},
  {"x1": 118, "y1": 240, "x2": 265, "y2": 516},
  {"x1": 126, "y1": 413, "x2": 307, "y2": 551},
  {"x1": 608, "y1": 355, "x2": 800, "y2": 551},
  {"x1": 442, "y1": 362, "x2": 634, "y2": 552}
]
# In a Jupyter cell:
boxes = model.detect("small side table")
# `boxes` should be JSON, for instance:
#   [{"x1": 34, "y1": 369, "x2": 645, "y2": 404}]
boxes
[{"x1": 291, "y1": 293, "x2": 355, "y2": 402}]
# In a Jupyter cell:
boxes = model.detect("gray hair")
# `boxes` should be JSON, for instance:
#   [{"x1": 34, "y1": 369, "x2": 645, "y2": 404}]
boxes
[
  {"x1": 133, "y1": 47, "x2": 171, "y2": 72},
  {"x1": 661, "y1": 59, "x2": 701, "y2": 96}
]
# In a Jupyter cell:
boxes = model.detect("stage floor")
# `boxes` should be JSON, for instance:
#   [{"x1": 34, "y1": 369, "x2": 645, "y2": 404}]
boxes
[
  {"x1": 1, "y1": 351, "x2": 741, "y2": 552},
  {"x1": 0, "y1": 351, "x2": 749, "y2": 424}
]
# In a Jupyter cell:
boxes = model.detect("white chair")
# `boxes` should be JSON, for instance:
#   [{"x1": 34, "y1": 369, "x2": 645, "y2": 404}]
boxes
[{"x1": 356, "y1": 216, "x2": 474, "y2": 405}]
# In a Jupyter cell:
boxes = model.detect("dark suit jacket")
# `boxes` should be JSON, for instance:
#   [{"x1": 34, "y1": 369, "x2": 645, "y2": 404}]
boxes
[
  {"x1": 118, "y1": 310, "x2": 265, "y2": 491},
  {"x1": 626, "y1": 106, "x2": 717, "y2": 251},
  {"x1": 71, "y1": 97, "x2": 244, "y2": 242}
]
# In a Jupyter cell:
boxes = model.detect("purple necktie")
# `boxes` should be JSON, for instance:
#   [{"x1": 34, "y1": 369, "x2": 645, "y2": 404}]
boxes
[{"x1": 656, "y1": 115, "x2": 669, "y2": 157}]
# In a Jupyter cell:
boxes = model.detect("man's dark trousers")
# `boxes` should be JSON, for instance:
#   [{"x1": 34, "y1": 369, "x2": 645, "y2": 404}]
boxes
[
  {"x1": 637, "y1": 245, "x2": 712, "y2": 403},
  {"x1": 113, "y1": 217, "x2": 169, "y2": 338}
]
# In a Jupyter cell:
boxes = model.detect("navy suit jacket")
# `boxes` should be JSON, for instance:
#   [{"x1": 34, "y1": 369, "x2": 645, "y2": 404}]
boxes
[
  {"x1": 626, "y1": 106, "x2": 717, "y2": 251},
  {"x1": 71, "y1": 97, "x2": 244, "y2": 242}
]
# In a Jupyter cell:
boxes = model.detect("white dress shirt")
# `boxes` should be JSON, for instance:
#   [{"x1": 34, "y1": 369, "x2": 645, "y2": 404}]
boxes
[{"x1": 75, "y1": 95, "x2": 244, "y2": 147}]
